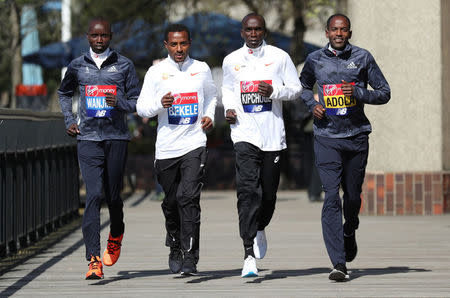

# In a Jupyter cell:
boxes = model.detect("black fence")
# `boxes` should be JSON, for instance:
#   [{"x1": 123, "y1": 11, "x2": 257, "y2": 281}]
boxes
[{"x1": 0, "y1": 109, "x2": 79, "y2": 258}]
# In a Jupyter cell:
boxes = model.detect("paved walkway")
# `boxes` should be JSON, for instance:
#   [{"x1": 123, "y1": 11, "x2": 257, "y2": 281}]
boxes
[{"x1": 1, "y1": 190, "x2": 450, "y2": 297}]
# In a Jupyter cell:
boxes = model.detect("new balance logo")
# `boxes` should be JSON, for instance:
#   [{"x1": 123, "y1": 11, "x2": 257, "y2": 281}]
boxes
[
  {"x1": 107, "y1": 66, "x2": 118, "y2": 72},
  {"x1": 347, "y1": 61, "x2": 358, "y2": 69}
]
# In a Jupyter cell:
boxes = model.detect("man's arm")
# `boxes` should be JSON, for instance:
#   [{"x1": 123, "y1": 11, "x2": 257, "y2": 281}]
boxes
[
  {"x1": 353, "y1": 52, "x2": 391, "y2": 105},
  {"x1": 221, "y1": 59, "x2": 239, "y2": 124},
  {"x1": 201, "y1": 66, "x2": 218, "y2": 131},
  {"x1": 269, "y1": 53, "x2": 302, "y2": 101},
  {"x1": 115, "y1": 60, "x2": 140, "y2": 112},
  {"x1": 136, "y1": 68, "x2": 165, "y2": 118},
  {"x1": 58, "y1": 62, "x2": 78, "y2": 130},
  {"x1": 300, "y1": 56, "x2": 321, "y2": 112}
]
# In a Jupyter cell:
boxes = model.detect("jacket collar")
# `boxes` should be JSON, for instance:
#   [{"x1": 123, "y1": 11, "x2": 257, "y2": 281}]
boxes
[
  {"x1": 243, "y1": 40, "x2": 266, "y2": 60},
  {"x1": 165, "y1": 54, "x2": 193, "y2": 71},
  {"x1": 323, "y1": 43, "x2": 352, "y2": 57},
  {"x1": 83, "y1": 49, "x2": 118, "y2": 67}
]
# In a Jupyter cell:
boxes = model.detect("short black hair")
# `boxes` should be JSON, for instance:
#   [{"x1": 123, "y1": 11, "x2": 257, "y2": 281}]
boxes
[
  {"x1": 326, "y1": 14, "x2": 351, "y2": 30},
  {"x1": 87, "y1": 18, "x2": 111, "y2": 33},
  {"x1": 164, "y1": 24, "x2": 191, "y2": 41},
  {"x1": 241, "y1": 12, "x2": 266, "y2": 30}
]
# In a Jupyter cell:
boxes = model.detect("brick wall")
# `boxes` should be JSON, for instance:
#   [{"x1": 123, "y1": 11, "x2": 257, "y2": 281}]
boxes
[{"x1": 361, "y1": 172, "x2": 450, "y2": 215}]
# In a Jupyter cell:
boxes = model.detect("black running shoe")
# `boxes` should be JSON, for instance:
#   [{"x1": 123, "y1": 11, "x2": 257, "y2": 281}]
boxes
[
  {"x1": 344, "y1": 233, "x2": 357, "y2": 262},
  {"x1": 329, "y1": 263, "x2": 349, "y2": 281},
  {"x1": 168, "y1": 247, "x2": 183, "y2": 273},
  {"x1": 181, "y1": 252, "x2": 197, "y2": 276}
]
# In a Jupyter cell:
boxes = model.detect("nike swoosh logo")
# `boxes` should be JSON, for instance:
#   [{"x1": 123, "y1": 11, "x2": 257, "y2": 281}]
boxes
[
  {"x1": 264, "y1": 62, "x2": 274, "y2": 66},
  {"x1": 190, "y1": 72, "x2": 200, "y2": 76}
]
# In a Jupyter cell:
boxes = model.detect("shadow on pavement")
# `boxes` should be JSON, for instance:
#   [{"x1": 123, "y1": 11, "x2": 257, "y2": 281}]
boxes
[
  {"x1": 90, "y1": 269, "x2": 173, "y2": 285},
  {"x1": 247, "y1": 267, "x2": 330, "y2": 283},
  {"x1": 349, "y1": 266, "x2": 430, "y2": 281}
]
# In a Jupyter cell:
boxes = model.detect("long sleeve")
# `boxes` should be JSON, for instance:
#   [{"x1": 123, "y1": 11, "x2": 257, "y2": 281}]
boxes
[
  {"x1": 58, "y1": 62, "x2": 78, "y2": 129},
  {"x1": 353, "y1": 52, "x2": 391, "y2": 105},
  {"x1": 136, "y1": 68, "x2": 165, "y2": 118},
  {"x1": 116, "y1": 60, "x2": 140, "y2": 112},
  {"x1": 202, "y1": 67, "x2": 218, "y2": 122},
  {"x1": 221, "y1": 58, "x2": 239, "y2": 112},
  {"x1": 270, "y1": 53, "x2": 302, "y2": 101},
  {"x1": 300, "y1": 56, "x2": 320, "y2": 112}
]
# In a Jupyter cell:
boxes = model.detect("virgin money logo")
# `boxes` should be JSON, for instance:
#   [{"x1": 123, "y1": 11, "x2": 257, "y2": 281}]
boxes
[
  {"x1": 172, "y1": 92, "x2": 198, "y2": 105},
  {"x1": 324, "y1": 84, "x2": 341, "y2": 96},
  {"x1": 241, "y1": 81, "x2": 257, "y2": 93},
  {"x1": 86, "y1": 85, "x2": 99, "y2": 96},
  {"x1": 85, "y1": 85, "x2": 116, "y2": 96}
]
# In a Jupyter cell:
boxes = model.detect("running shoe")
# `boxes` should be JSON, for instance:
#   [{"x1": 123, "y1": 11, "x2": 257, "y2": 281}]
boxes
[
  {"x1": 253, "y1": 230, "x2": 267, "y2": 259},
  {"x1": 85, "y1": 255, "x2": 103, "y2": 280},
  {"x1": 181, "y1": 251, "x2": 197, "y2": 276},
  {"x1": 329, "y1": 263, "x2": 349, "y2": 281},
  {"x1": 344, "y1": 232, "x2": 357, "y2": 262},
  {"x1": 169, "y1": 247, "x2": 183, "y2": 273},
  {"x1": 102, "y1": 233, "x2": 123, "y2": 266},
  {"x1": 241, "y1": 255, "x2": 258, "y2": 277}
]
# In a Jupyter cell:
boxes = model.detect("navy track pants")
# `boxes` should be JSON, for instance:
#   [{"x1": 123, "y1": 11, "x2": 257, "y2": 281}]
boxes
[{"x1": 314, "y1": 133, "x2": 369, "y2": 266}]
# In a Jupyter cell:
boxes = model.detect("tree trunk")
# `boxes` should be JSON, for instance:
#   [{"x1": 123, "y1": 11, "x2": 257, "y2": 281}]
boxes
[
  {"x1": 10, "y1": 0, "x2": 21, "y2": 109},
  {"x1": 290, "y1": 0, "x2": 306, "y2": 66}
]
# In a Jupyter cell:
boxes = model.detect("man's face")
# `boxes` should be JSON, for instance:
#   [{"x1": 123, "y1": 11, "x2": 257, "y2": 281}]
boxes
[
  {"x1": 241, "y1": 16, "x2": 266, "y2": 49},
  {"x1": 164, "y1": 31, "x2": 191, "y2": 63},
  {"x1": 87, "y1": 21, "x2": 112, "y2": 54},
  {"x1": 326, "y1": 16, "x2": 351, "y2": 50}
]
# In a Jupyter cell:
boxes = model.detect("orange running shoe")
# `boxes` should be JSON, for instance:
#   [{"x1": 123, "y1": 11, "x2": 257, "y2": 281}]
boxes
[
  {"x1": 102, "y1": 233, "x2": 123, "y2": 266},
  {"x1": 85, "y1": 256, "x2": 103, "y2": 280}
]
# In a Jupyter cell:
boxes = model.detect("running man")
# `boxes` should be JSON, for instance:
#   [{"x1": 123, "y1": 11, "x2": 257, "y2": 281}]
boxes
[
  {"x1": 58, "y1": 18, "x2": 140, "y2": 279},
  {"x1": 300, "y1": 14, "x2": 390, "y2": 281},
  {"x1": 136, "y1": 24, "x2": 217, "y2": 276},
  {"x1": 221, "y1": 13, "x2": 302, "y2": 277}
]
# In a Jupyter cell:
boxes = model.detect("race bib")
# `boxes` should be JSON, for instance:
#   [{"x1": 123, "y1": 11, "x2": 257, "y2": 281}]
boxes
[
  {"x1": 168, "y1": 92, "x2": 199, "y2": 125},
  {"x1": 240, "y1": 80, "x2": 272, "y2": 113},
  {"x1": 85, "y1": 85, "x2": 116, "y2": 118},
  {"x1": 323, "y1": 83, "x2": 356, "y2": 116}
]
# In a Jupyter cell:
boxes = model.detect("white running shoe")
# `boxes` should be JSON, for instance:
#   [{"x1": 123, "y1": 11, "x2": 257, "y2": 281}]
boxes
[
  {"x1": 241, "y1": 256, "x2": 258, "y2": 277},
  {"x1": 253, "y1": 230, "x2": 267, "y2": 259}
]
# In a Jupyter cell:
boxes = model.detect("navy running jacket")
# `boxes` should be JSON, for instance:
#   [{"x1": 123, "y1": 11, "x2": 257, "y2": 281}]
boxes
[
  {"x1": 300, "y1": 43, "x2": 390, "y2": 138},
  {"x1": 58, "y1": 50, "x2": 140, "y2": 141}
]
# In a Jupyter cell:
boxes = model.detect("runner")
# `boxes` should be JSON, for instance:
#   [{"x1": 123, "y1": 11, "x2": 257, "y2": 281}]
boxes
[
  {"x1": 58, "y1": 18, "x2": 140, "y2": 279},
  {"x1": 221, "y1": 13, "x2": 302, "y2": 277},
  {"x1": 136, "y1": 24, "x2": 217, "y2": 276},
  {"x1": 300, "y1": 13, "x2": 390, "y2": 281}
]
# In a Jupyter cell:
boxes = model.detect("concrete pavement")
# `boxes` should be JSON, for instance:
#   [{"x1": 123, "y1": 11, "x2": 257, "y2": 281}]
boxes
[{"x1": 1, "y1": 190, "x2": 450, "y2": 297}]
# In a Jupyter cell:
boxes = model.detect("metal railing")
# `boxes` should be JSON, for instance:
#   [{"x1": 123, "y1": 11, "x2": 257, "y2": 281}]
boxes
[{"x1": 0, "y1": 109, "x2": 79, "y2": 257}]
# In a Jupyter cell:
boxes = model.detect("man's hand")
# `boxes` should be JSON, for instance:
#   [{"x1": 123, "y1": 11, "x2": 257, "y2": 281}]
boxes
[
  {"x1": 161, "y1": 92, "x2": 174, "y2": 108},
  {"x1": 66, "y1": 123, "x2": 80, "y2": 137},
  {"x1": 313, "y1": 104, "x2": 326, "y2": 120},
  {"x1": 225, "y1": 109, "x2": 237, "y2": 124},
  {"x1": 201, "y1": 116, "x2": 213, "y2": 131},
  {"x1": 258, "y1": 81, "x2": 273, "y2": 97},
  {"x1": 341, "y1": 80, "x2": 354, "y2": 97},
  {"x1": 105, "y1": 92, "x2": 117, "y2": 107}
]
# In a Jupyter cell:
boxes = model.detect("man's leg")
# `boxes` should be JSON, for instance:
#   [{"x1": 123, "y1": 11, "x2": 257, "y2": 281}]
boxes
[
  {"x1": 177, "y1": 147, "x2": 206, "y2": 274},
  {"x1": 342, "y1": 133, "x2": 369, "y2": 236},
  {"x1": 155, "y1": 157, "x2": 181, "y2": 249},
  {"x1": 78, "y1": 140, "x2": 105, "y2": 261},
  {"x1": 102, "y1": 140, "x2": 128, "y2": 266},
  {"x1": 341, "y1": 133, "x2": 369, "y2": 263},
  {"x1": 104, "y1": 140, "x2": 128, "y2": 237},
  {"x1": 234, "y1": 142, "x2": 262, "y2": 256},
  {"x1": 258, "y1": 150, "x2": 282, "y2": 230},
  {"x1": 314, "y1": 135, "x2": 345, "y2": 266}
]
